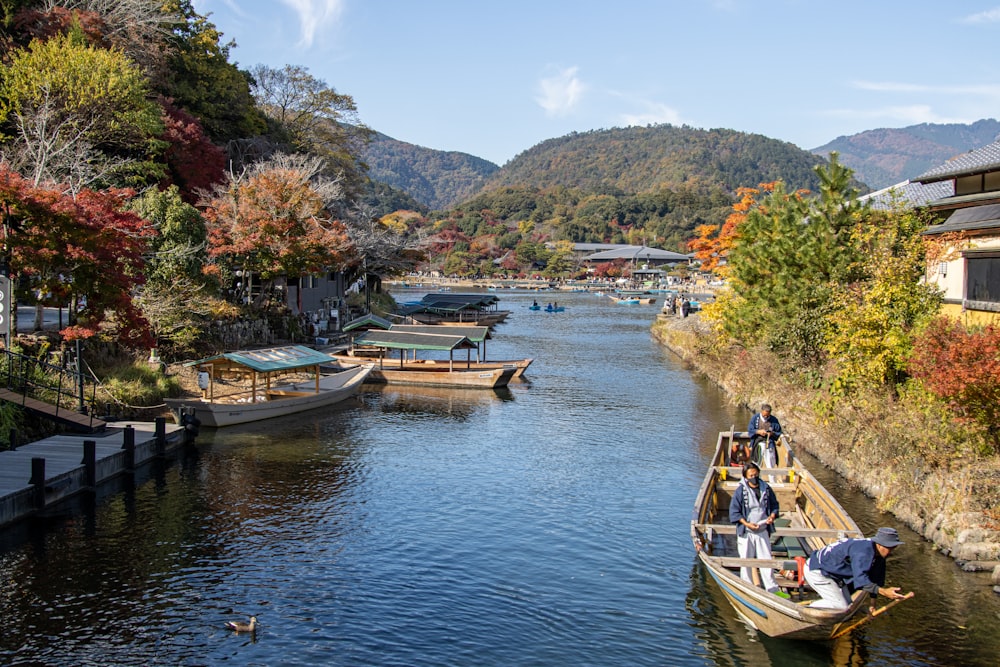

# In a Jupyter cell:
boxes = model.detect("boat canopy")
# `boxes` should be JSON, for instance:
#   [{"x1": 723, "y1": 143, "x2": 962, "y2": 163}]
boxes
[
  {"x1": 184, "y1": 345, "x2": 334, "y2": 373},
  {"x1": 352, "y1": 331, "x2": 477, "y2": 351},
  {"x1": 343, "y1": 313, "x2": 393, "y2": 332},
  {"x1": 389, "y1": 324, "x2": 490, "y2": 343}
]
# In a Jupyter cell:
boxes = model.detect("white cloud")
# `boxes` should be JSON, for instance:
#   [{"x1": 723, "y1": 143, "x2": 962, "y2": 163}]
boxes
[
  {"x1": 279, "y1": 0, "x2": 345, "y2": 48},
  {"x1": 536, "y1": 67, "x2": 586, "y2": 117},
  {"x1": 852, "y1": 80, "x2": 1000, "y2": 96},
  {"x1": 620, "y1": 102, "x2": 683, "y2": 127},
  {"x1": 821, "y1": 105, "x2": 969, "y2": 126},
  {"x1": 959, "y1": 7, "x2": 1000, "y2": 24}
]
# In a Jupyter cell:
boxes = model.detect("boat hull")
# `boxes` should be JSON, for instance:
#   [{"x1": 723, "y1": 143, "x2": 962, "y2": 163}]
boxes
[
  {"x1": 165, "y1": 365, "x2": 372, "y2": 427},
  {"x1": 364, "y1": 364, "x2": 516, "y2": 389},
  {"x1": 332, "y1": 355, "x2": 532, "y2": 378}
]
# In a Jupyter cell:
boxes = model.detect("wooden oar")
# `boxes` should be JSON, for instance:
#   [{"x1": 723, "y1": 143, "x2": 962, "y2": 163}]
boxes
[{"x1": 830, "y1": 592, "x2": 914, "y2": 638}]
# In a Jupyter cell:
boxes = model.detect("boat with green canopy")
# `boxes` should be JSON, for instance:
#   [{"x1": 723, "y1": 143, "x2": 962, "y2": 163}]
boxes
[
  {"x1": 165, "y1": 345, "x2": 372, "y2": 427},
  {"x1": 335, "y1": 330, "x2": 516, "y2": 388}
]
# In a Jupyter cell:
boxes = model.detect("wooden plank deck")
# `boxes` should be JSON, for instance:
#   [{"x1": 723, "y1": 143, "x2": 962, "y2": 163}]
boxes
[
  {"x1": 0, "y1": 420, "x2": 190, "y2": 528},
  {"x1": 0, "y1": 388, "x2": 107, "y2": 432}
]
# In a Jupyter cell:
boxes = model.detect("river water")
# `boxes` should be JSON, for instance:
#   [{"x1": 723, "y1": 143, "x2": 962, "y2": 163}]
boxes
[{"x1": 0, "y1": 290, "x2": 998, "y2": 666}]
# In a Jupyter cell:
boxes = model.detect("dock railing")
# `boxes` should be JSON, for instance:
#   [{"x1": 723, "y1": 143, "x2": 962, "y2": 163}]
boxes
[{"x1": 0, "y1": 347, "x2": 101, "y2": 432}]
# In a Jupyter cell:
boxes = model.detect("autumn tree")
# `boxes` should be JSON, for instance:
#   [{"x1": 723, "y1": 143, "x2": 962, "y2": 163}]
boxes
[
  {"x1": 248, "y1": 63, "x2": 372, "y2": 203},
  {"x1": 159, "y1": 0, "x2": 266, "y2": 143},
  {"x1": 0, "y1": 164, "x2": 154, "y2": 346},
  {"x1": 909, "y1": 317, "x2": 1000, "y2": 454},
  {"x1": 12, "y1": 0, "x2": 180, "y2": 78},
  {"x1": 822, "y1": 203, "x2": 941, "y2": 394},
  {"x1": 0, "y1": 30, "x2": 164, "y2": 193},
  {"x1": 201, "y1": 153, "x2": 354, "y2": 307},
  {"x1": 717, "y1": 155, "x2": 864, "y2": 362},
  {"x1": 157, "y1": 98, "x2": 226, "y2": 201}
]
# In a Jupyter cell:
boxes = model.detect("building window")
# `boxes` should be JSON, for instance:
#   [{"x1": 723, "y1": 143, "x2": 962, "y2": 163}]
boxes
[
  {"x1": 986, "y1": 170, "x2": 1000, "y2": 193},
  {"x1": 956, "y1": 174, "x2": 983, "y2": 196},
  {"x1": 964, "y1": 251, "x2": 1000, "y2": 309}
]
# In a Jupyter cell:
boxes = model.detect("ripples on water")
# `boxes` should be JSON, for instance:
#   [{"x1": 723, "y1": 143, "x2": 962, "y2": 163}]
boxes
[{"x1": 1, "y1": 291, "x2": 998, "y2": 666}]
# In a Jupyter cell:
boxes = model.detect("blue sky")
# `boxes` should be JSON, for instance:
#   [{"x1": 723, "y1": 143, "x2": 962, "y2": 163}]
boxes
[{"x1": 191, "y1": 1, "x2": 1000, "y2": 166}]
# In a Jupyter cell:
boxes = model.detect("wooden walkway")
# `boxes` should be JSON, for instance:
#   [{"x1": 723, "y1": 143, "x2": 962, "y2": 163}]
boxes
[
  {"x1": 0, "y1": 388, "x2": 106, "y2": 432},
  {"x1": 0, "y1": 419, "x2": 190, "y2": 528}
]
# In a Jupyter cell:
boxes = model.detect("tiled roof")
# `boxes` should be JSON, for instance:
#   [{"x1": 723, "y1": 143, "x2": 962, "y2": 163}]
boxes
[
  {"x1": 922, "y1": 202, "x2": 1000, "y2": 236},
  {"x1": 912, "y1": 140, "x2": 1000, "y2": 183},
  {"x1": 859, "y1": 179, "x2": 953, "y2": 210}
]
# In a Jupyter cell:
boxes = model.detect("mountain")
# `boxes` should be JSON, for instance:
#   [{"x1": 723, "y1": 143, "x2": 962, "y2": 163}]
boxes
[
  {"x1": 811, "y1": 119, "x2": 1000, "y2": 190},
  {"x1": 483, "y1": 125, "x2": 832, "y2": 195},
  {"x1": 362, "y1": 132, "x2": 500, "y2": 210}
]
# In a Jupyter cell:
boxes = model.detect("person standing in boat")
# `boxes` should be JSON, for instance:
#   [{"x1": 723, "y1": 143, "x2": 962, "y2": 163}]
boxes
[
  {"x1": 803, "y1": 527, "x2": 910, "y2": 610},
  {"x1": 748, "y1": 403, "x2": 782, "y2": 468},
  {"x1": 729, "y1": 462, "x2": 783, "y2": 595}
]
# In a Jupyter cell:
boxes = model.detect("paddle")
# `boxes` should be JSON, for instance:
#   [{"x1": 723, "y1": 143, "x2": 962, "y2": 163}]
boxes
[{"x1": 830, "y1": 591, "x2": 914, "y2": 638}]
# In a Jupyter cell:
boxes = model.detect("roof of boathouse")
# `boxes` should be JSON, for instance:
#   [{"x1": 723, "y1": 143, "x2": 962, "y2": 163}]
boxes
[
  {"x1": 342, "y1": 313, "x2": 393, "y2": 332},
  {"x1": 400, "y1": 293, "x2": 500, "y2": 315},
  {"x1": 389, "y1": 324, "x2": 491, "y2": 343},
  {"x1": 184, "y1": 345, "x2": 334, "y2": 373},
  {"x1": 352, "y1": 330, "x2": 478, "y2": 352}
]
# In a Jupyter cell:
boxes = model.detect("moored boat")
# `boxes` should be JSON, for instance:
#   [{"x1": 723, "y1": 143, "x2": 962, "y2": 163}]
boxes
[
  {"x1": 165, "y1": 345, "x2": 372, "y2": 428},
  {"x1": 339, "y1": 330, "x2": 518, "y2": 389},
  {"x1": 691, "y1": 428, "x2": 882, "y2": 640}
]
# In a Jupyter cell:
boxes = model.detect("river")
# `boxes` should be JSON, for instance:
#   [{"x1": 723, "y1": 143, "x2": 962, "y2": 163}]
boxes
[{"x1": 0, "y1": 290, "x2": 997, "y2": 666}]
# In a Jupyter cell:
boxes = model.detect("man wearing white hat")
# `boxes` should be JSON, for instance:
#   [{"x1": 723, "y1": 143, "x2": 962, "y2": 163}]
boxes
[{"x1": 803, "y1": 527, "x2": 909, "y2": 609}]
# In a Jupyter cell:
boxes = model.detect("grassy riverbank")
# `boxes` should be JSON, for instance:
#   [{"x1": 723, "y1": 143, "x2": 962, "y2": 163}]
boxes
[{"x1": 652, "y1": 312, "x2": 1000, "y2": 581}]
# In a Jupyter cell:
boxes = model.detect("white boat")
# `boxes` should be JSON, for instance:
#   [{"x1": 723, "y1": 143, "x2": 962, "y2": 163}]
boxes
[{"x1": 165, "y1": 345, "x2": 372, "y2": 427}]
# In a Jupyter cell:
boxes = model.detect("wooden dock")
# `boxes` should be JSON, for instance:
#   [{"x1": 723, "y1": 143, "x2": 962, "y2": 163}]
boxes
[{"x1": 0, "y1": 418, "x2": 191, "y2": 528}]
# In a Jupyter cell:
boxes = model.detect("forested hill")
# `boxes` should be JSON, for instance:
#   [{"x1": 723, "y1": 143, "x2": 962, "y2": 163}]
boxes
[
  {"x1": 363, "y1": 132, "x2": 500, "y2": 210},
  {"x1": 481, "y1": 125, "x2": 834, "y2": 196},
  {"x1": 811, "y1": 119, "x2": 1000, "y2": 190}
]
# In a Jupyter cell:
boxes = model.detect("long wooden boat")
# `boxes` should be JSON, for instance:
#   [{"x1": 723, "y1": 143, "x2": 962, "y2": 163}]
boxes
[
  {"x1": 165, "y1": 345, "x2": 373, "y2": 427},
  {"x1": 691, "y1": 428, "x2": 870, "y2": 640},
  {"x1": 333, "y1": 353, "x2": 532, "y2": 378},
  {"x1": 364, "y1": 363, "x2": 516, "y2": 389},
  {"x1": 389, "y1": 324, "x2": 533, "y2": 377},
  {"x1": 341, "y1": 330, "x2": 518, "y2": 389}
]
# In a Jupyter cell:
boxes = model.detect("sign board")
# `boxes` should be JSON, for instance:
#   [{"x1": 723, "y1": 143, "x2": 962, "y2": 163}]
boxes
[{"x1": 0, "y1": 275, "x2": 9, "y2": 340}]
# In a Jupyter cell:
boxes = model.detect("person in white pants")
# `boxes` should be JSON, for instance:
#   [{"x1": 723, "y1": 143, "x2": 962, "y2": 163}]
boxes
[
  {"x1": 728, "y1": 462, "x2": 780, "y2": 594},
  {"x1": 804, "y1": 527, "x2": 909, "y2": 609}
]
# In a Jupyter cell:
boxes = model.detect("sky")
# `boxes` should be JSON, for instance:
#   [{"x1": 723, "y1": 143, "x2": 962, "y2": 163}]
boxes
[{"x1": 190, "y1": 1, "x2": 1000, "y2": 166}]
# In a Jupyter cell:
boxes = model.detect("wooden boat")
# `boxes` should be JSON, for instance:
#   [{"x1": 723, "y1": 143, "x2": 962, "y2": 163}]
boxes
[
  {"x1": 165, "y1": 345, "x2": 373, "y2": 427},
  {"x1": 365, "y1": 363, "x2": 516, "y2": 389},
  {"x1": 691, "y1": 428, "x2": 871, "y2": 640},
  {"x1": 341, "y1": 330, "x2": 517, "y2": 389},
  {"x1": 338, "y1": 324, "x2": 533, "y2": 378}
]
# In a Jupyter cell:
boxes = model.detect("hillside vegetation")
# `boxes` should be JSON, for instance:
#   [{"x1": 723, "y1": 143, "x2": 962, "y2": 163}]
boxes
[
  {"x1": 363, "y1": 132, "x2": 500, "y2": 210},
  {"x1": 483, "y1": 125, "x2": 836, "y2": 195},
  {"x1": 812, "y1": 119, "x2": 1000, "y2": 190}
]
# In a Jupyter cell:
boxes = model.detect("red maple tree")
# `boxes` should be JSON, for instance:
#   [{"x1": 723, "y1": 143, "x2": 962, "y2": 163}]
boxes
[
  {"x1": 0, "y1": 165, "x2": 154, "y2": 346},
  {"x1": 909, "y1": 316, "x2": 1000, "y2": 453}
]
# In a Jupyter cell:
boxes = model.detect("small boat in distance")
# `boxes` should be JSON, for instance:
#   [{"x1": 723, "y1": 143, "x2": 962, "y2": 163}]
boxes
[
  {"x1": 165, "y1": 345, "x2": 372, "y2": 427},
  {"x1": 691, "y1": 428, "x2": 890, "y2": 640}
]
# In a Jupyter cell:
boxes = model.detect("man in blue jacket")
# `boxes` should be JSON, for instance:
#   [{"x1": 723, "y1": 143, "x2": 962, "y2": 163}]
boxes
[
  {"x1": 748, "y1": 403, "x2": 781, "y2": 468},
  {"x1": 728, "y1": 462, "x2": 782, "y2": 595},
  {"x1": 804, "y1": 527, "x2": 909, "y2": 609}
]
